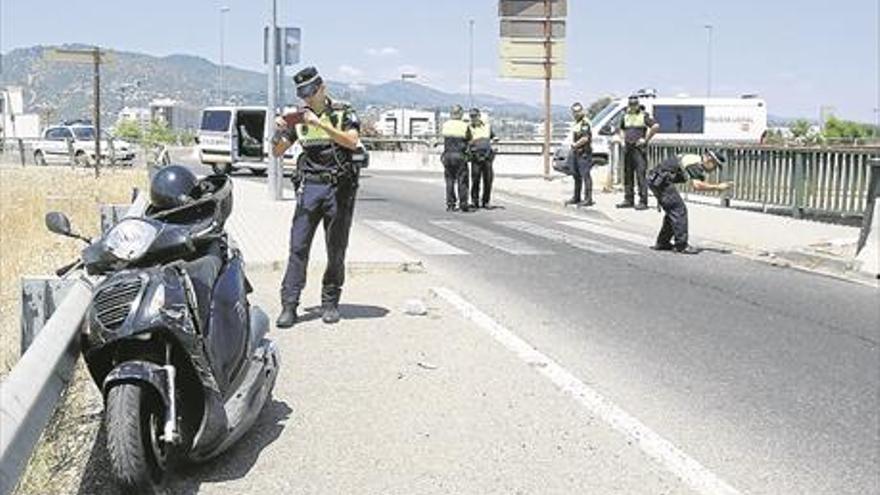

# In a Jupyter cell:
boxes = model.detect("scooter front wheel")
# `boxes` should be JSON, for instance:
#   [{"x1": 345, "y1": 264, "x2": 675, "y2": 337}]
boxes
[{"x1": 105, "y1": 383, "x2": 169, "y2": 493}]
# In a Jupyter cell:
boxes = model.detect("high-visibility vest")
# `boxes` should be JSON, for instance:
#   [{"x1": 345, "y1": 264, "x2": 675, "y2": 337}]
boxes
[
  {"x1": 571, "y1": 118, "x2": 591, "y2": 139},
  {"x1": 469, "y1": 122, "x2": 492, "y2": 141},
  {"x1": 442, "y1": 119, "x2": 469, "y2": 138},
  {"x1": 296, "y1": 108, "x2": 346, "y2": 148},
  {"x1": 623, "y1": 111, "x2": 647, "y2": 129},
  {"x1": 678, "y1": 154, "x2": 702, "y2": 169}
]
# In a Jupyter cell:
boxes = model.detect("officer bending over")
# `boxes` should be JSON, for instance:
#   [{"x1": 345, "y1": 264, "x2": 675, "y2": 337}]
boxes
[
  {"x1": 271, "y1": 66, "x2": 361, "y2": 327},
  {"x1": 647, "y1": 150, "x2": 733, "y2": 254},
  {"x1": 440, "y1": 105, "x2": 472, "y2": 212},
  {"x1": 565, "y1": 102, "x2": 594, "y2": 207},
  {"x1": 467, "y1": 108, "x2": 497, "y2": 209}
]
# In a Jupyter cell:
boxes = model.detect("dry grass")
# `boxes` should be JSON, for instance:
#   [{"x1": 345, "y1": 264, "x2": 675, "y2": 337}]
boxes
[
  {"x1": 0, "y1": 166, "x2": 148, "y2": 372},
  {"x1": 1, "y1": 166, "x2": 148, "y2": 494}
]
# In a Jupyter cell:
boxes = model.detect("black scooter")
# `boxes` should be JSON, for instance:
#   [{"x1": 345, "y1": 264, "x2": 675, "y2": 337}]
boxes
[{"x1": 45, "y1": 174, "x2": 279, "y2": 492}]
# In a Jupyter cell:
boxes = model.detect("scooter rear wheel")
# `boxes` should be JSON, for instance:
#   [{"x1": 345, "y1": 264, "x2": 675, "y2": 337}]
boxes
[{"x1": 105, "y1": 383, "x2": 169, "y2": 492}]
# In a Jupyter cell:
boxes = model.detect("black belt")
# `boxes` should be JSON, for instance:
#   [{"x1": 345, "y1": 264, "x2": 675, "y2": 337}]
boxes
[{"x1": 302, "y1": 172, "x2": 338, "y2": 185}]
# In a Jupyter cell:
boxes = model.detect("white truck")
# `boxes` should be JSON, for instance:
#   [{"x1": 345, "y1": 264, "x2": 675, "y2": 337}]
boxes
[
  {"x1": 575, "y1": 91, "x2": 768, "y2": 165},
  {"x1": 196, "y1": 106, "x2": 298, "y2": 175}
]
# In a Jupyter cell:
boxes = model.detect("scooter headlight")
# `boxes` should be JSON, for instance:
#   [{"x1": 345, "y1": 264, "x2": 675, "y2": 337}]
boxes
[{"x1": 105, "y1": 218, "x2": 158, "y2": 261}]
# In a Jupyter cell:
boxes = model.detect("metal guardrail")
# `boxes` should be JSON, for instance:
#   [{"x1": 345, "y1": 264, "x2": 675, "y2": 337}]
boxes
[
  {"x1": 642, "y1": 142, "x2": 880, "y2": 218},
  {"x1": 361, "y1": 137, "x2": 562, "y2": 156},
  {"x1": 0, "y1": 196, "x2": 146, "y2": 495}
]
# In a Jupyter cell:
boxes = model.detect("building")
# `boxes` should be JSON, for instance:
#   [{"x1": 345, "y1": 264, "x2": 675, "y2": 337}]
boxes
[
  {"x1": 149, "y1": 98, "x2": 200, "y2": 131},
  {"x1": 0, "y1": 86, "x2": 41, "y2": 139},
  {"x1": 116, "y1": 106, "x2": 151, "y2": 128},
  {"x1": 378, "y1": 108, "x2": 437, "y2": 137}
]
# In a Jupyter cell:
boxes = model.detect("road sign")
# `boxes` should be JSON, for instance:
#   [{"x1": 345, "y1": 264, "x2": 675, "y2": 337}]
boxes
[
  {"x1": 500, "y1": 38, "x2": 566, "y2": 59},
  {"x1": 46, "y1": 48, "x2": 112, "y2": 65},
  {"x1": 499, "y1": 0, "x2": 567, "y2": 18},
  {"x1": 263, "y1": 27, "x2": 301, "y2": 65},
  {"x1": 500, "y1": 18, "x2": 565, "y2": 39},
  {"x1": 500, "y1": 59, "x2": 566, "y2": 79}
]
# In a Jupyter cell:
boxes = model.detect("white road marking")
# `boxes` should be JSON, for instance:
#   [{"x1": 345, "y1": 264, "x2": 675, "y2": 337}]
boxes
[
  {"x1": 431, "y1": 220, "x2": 553, "y2": 255},
  {"x1": 364, "y1": 220, "x2": 468, "y2": 256},
  {"x1": 431, "y1": 287, "x2": 742, "y2": 495},
  {"x1": 497, "y1": 221, "x2": 635, "y2": 255},
  {"x1": 558, "y1": 220, "x2": 654, "y2": 246}
]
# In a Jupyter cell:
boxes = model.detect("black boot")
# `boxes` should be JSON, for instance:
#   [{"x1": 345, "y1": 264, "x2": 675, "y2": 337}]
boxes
[
  {"x1": 276, "y1": 304, "x2": 298, "y2": 328},
  {"x1": 322, "y1": 305, "x2": 341, "y2": 324}
]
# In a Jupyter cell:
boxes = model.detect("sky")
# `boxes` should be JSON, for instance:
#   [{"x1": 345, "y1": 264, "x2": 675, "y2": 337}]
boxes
[{"x1": 1, "y1": 0, "x2": 878, "y2": 122}]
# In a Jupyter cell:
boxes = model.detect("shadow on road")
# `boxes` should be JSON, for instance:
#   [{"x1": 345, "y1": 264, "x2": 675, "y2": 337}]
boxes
[
  {"x1": 76, "y1": 398, "x2": 293, "y2": 495},
  {"x1": 298, "y1": 304, "x2": 391, "y2": 323}
]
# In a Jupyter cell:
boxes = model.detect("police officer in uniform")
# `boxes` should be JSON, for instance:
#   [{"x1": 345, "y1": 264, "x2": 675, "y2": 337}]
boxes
[
  {"x1": 617, "y1": 95, "x2": 659, "y2": 210},
  {"x1": 467, "y1": 108, "x2": 497, "y2": 209},
  {"x1": 565, "y1": 102, "x2": 594, "y2": 207},
  {"x1": 271, "y1": 67, "x2": 361, "y2": 327},
  {"x1": 440, "y1": 105, "x2": 472, "y2": 212},
  {"x1": 647, "y1": 150, "x2": 733, "y2": 254}
]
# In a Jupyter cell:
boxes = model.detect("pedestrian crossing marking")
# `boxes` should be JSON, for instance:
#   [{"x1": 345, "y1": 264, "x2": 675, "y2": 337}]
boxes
[
  {"x1": 557, "y1": 220, "x2": 653, "y2": 247},
  {"x1": 431, "y1": 220, "x2": 553, "y2": 255},
  {"x1": 496, "y1": 221, "x2": 635, "y2": 255},
  {"x1": 364, "y1": 220, "x2": 468, "y2": 256}
]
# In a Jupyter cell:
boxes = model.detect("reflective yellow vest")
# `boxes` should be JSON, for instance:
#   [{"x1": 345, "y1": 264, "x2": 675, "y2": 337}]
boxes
[
  {"x1": 469, "y1": 122, "x2": 492, "y2": 141},
  {"x1": 296, "y1": 109, "x2": 346, "y2": 148},
  {"x1": 442, "y1": 119, "x2": 469, "y2": 138},
  {"x1": 623, "y1": 111, "x2": 647, "y2": 128},
  {"x1": 678, "y1": 153, "x2": 702, "y2": 169}
]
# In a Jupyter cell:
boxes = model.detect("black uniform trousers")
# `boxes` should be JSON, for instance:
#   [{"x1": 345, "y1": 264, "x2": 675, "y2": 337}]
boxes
[
  {"x1": 471, "y1": 155, "x2": 495, "y2": 207},
  {"x1": 651, "y1": 183, "x2": 689, "y2": 249},
  {"x1": 281, "y1": 180, "x2": 357, "y2": 308},
  {"x1": 442, "y1": 151, "x2": 470, "y2": 208},
  {"x1": 623, "y1": 144, "x2": 649, "y2": 205},
  {"x1": 571, "y1": 153, "x2": 593, "y2": 202}
]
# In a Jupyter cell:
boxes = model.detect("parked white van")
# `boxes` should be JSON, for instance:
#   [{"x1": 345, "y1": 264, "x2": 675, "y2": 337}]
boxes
[
  {"x1": 197, "y1": 106, "x2": 297, "y2": 175},
  {"x1": 586, "y1": 92, "x2": 768, "y2": 164}
]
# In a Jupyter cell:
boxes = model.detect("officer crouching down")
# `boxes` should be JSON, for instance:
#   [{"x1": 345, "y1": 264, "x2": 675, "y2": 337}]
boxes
[
  {"x1": 647, "y1": 150, "x2": 733, "y2": 254},
  {"x1": 271, "y1": 66, "x2": 362, "y2": 327}
]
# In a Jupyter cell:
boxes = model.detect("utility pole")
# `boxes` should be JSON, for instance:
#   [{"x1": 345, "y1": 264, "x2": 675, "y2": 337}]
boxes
[
  {"x1": 92, "y1": 47, "x2": 102, "y2": 177},
  {"x1": 704, "y1": 24, "x2": 714, "y2": 97},
  {"x1": 401, "y1": 72, "x2": 417, "y2": 137},
  {"x1": 542, "y1": 0, "x2": 552, "y2": 178},
  {"x1": 267, "y1": 0, "x2": 281, "y2": 200},
  {"x1": 220, "y1": 6, "x2": 230, "y2": 103},
  {"x1": 468, "y1": 19, "x2": 475, "y2": 108}
]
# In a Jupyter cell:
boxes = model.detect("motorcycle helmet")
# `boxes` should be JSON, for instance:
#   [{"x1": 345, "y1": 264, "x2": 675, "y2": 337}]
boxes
[{"x1": 150, "y1": 165, "x2": 199, "y2": 211}]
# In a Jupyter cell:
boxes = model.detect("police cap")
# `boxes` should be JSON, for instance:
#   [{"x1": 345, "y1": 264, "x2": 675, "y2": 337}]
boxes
[
  {"x1": 705, "y1": 150, "x2": 727, "y2": 168},
  {"x1": 293, "y1": 66, "x2": 323, "y2": 99},
  {"x1": 469, "y1": 108, "x2": 481, "y2": 119}
]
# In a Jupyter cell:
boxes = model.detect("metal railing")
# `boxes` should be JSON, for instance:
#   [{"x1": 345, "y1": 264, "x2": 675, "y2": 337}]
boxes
[
  {"x1": 361, "y1": 137, "x2": 562, "y2": 156},
  {"x1": 642, "y1": 142, "x2": 880, "y2": 218},
  {"x1": 0, "y1": 138, "x2": 166, "y2": 169}
]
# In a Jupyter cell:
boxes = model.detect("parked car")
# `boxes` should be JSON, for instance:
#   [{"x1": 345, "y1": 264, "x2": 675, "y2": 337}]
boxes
[{"x1": 33, "y1": 123, "x2": 135, "y2": 166}]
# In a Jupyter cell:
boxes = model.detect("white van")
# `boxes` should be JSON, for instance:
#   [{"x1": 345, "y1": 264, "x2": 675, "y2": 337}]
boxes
[
  {"x1": 586, "y1": 92, "x2": 768, "y2": 164},
  {"x1": 197, "y1": 106, "x2": 298, "y2": 175}
]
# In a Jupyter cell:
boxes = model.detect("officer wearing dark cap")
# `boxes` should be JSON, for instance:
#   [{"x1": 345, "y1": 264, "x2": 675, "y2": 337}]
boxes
[
  {"x1": 440, "y1": 105, "x2": 472, "y2": 212},
  {"x1": 647, "y1": 150, "x2": 733, "y2": 254},
  {"x1": 565, "y1": 102, "x2": 594, "y2": 207},
  {"x1": 467, "y1": 108, "x2": 497, "y2": 209},
  {"x1": 271, "y1": 66, "x2": 362, "y2": 327},
  {"x1": 617, "y1": 95, "x2": 659, "y2": 210}
]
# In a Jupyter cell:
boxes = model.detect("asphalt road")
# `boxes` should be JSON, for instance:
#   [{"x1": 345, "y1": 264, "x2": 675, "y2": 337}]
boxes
[{"x1": 183, "y1": 162, "x2": 880, "y2": 494}]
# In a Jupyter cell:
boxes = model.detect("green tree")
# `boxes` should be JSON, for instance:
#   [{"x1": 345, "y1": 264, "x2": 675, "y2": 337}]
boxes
[
  {"x1": 114, "y1": 119, "x2": 142, "y2": 141},
  {"x1": 143, "y1": 119, "x2": 175, "y2": 145},
  {"x1": 823, "y1": 116, "x2": 874, "y2": 140}
]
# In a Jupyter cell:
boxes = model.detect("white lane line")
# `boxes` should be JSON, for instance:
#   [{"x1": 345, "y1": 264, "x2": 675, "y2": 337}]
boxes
[
  {"x1": 558, "y1": 220, "x2": 654, "y2": 247},
  {"x1": 431, "y1": 220, "x2": 553, "y2": 255},
  {"x1": 497, "y1": 220, "x2": 635, "y2": 255},
  {"x1": 363, "y1": 220, "x2": 468, "y2": 256},
  {"x1": 431, "y1": 287, "x2": 742, "y2": 495}
]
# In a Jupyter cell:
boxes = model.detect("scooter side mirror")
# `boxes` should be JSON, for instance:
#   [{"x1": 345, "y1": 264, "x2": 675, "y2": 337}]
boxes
[{"x1": 45, "y1": 212, "x2": 73, "y2": 236}]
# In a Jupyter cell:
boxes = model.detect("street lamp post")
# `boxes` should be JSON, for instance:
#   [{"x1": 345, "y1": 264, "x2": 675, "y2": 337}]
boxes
[
  {"x1": 220, "y1": 6, "x2": 230, "y2": 104},
  {"x1": 468, "y1": 19, "x2": 475, "y2": 109},
  {"x1": 704, "y1": 24, "x2": 713, "y2": 97},
  {"x1": 400, "y1": 72, "x2": 417, "y2": 137},
  {"x1": 267, "y1": 0, "x2": 281, "y2": 200}
]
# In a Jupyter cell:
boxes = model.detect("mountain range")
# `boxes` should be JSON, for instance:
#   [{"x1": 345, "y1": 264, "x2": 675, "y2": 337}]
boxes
[{"x1": 0, "y1": 44, "x2": 569, "y2": 125}]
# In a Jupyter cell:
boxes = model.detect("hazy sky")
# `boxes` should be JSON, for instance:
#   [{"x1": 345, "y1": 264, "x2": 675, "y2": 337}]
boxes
[{"x1": 2, "y1": 0, "x2": 878, "y2": 122}]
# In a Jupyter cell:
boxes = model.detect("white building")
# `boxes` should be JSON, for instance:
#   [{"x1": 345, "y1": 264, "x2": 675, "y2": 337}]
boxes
[
  {"x1": 0, "y1": 86, "x2": 41, "y2": 139},
  {"x1": 116, "y1": 106, "x2": 152, "y2": 128},
  {"x1": 378, "y1": 108, "x2": 436, "y2": 137},
  {"x1": 150, "y1": 98, "x2": 200, "y2": 131}
]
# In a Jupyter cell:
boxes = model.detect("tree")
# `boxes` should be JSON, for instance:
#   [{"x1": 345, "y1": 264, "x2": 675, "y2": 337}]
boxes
[
  {"x1": 823, "y1": 116, "x2": 875, "y2": 140},
  {"x1": 114, "y1": 119, "x2": 142, "y2": 141},
  {"x1": 143, "y1": 119, "x2": 175, "y2": 145},
  {"x1": 586, "y1": 96, "x2": 613, "y2": 119}
]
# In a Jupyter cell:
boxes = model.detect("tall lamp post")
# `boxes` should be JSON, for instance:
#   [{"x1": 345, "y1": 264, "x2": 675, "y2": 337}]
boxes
[
  {"x1": 704, "y1": 24, "x2": 714, "y2": 97},
  {"x1": 468, "y1": 19, "x2": 475, "y2": 109},
  {"x1": 220, "y1": 6, "x2": 230, "y2": 103},
  {"x1": 400, "y1": 72, "x2": 417, "y2": 137}
]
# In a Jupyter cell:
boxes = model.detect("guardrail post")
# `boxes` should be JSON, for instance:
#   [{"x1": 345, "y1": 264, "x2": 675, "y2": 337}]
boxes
[
  {"x1": 720, "y1": 148, "x2": 733, "y2": 208},
  {"x1": 20, "y1": 277, "x2": 76, "y2": 355},
  {"x1": 792, "y1": 152, "x2": 806, "y2": 219},
  {"x1": 66, "y1": 138, "x2": 75, "y2": 169},
  {"x1": 108, "y1": 137, "x2": 116, "y2": 167},
  {"x1": 17, "y1": 139, "x2": 25, "y2": 167},
  {"x1": 857, "y1": 158, "x2": 880, "y2": 254}
]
